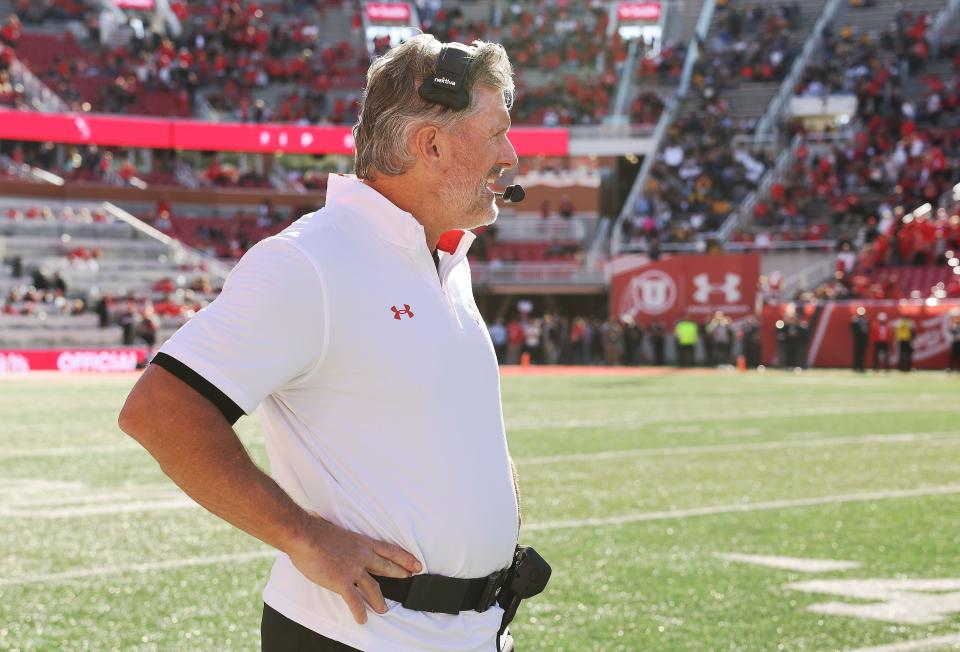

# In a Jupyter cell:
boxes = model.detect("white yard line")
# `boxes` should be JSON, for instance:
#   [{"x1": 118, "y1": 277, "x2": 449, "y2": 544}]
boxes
[
  {"x1": 518, "y1": 431, "x2": 960, "y2": 465},
  {"x1": 0, "y1": 498, "x2": 198, "y2": 519},
  {"x1": 0, "y1": 444, "x2": 141, "y2": 460},
  {"x1": 714, "y1": 553, "x2": 860, "y2": 573},
  {"x1": 507, "y1": 403, "x2": 953, "y2": 430},
  {"x1": 524, "y1": 485, "x2": 960, "y2": 531},
  {"x1": 843, "y1": 633, "x2": 960, "y2": 652},
  {"x1": 3, "y1": 430, "x2": 953, "y2": 468},
  {"x1": 0, "y1": 550, "x2": 275, "y2": 587},
  {"x1": 0, "y1": 436, "x2": 265, "y2": 460}
]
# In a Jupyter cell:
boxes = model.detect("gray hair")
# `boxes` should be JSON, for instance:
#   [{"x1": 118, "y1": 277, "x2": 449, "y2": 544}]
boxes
[{"x1": 353, "y1": 34, "x2": 514, "y2": 180}]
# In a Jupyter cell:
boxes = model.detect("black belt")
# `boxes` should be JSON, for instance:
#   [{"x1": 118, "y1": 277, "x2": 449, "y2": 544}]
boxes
[{"x1": 372, "y1": 566, "x2": 511, "y2": 615}]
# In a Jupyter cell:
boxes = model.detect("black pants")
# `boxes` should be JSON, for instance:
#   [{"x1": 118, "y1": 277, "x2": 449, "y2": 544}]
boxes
[
  {"x1": 262, "y1": 604, "x2": 360, "y2": 651},
  {"x1": 261, "y1": 603, "x2": 514, "y2": 651},
  {"x1": 873, "y1": 343, "x2": 890, "y2": 371},
  {"x1": 898, "y1": 341, "x2": 913, "y2": 372}
]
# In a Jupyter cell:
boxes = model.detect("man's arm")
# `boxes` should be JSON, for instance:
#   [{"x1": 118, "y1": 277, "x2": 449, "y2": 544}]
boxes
[{"x1": 118, "y1": 364, "x2": 421, "y2": 624}]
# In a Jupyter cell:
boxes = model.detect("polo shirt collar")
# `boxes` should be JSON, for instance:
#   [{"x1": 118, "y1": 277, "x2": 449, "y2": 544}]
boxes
[{"x1": 325, "y1": 173, "x2": 475, "y2": 256}]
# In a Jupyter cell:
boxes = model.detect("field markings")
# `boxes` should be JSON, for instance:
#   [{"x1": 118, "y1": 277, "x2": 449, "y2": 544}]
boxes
[
  {"x1": 844, "y1": 633, "x2": 960, "y2": 652},
  {"x1": 518, "y1": 431, "x2": 960, "y2": 465},
  {"x1": 525, "y1": 484, "x2": 960, "y2": 531},
  {"x1": 787, "y1": 579, "x2": 960, "y2": 625},
  {"x1": 6, "y1": 486, "x2": 960, "y2": 587},
  {"x1": 507, "y1": 402, "x2": 956, "y2": 430},
  {"x1": 714, "y1": 553, "x2": 860, "y2": 573},
  {"x1": 0, "y1": 436, "x2": 264, "y2": 460},
  {"x1": 0, "y1": 550, "x2": 276, "y2": 587}
]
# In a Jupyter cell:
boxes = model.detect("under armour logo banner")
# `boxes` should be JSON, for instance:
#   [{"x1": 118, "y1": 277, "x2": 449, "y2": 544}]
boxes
[
  {"x1": 692, "y1": 273, "x2": 742, "y2": 304},
  {"x1": 609, "y1": 253, "x2": 760, "y2": 327},
  {"x1": 391, "y1": 304, "x2": 414, "y2": 320}
]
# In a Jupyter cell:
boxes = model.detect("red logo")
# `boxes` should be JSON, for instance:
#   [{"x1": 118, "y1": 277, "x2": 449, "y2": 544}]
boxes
[{"x1": 391, "y1": 304, "x2": 414, "y2": 320}]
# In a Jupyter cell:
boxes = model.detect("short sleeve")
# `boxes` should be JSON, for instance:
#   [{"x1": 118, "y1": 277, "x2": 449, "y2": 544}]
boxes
[{"x1": 156, "y1": 236, "x2": 327, "y2": 418}]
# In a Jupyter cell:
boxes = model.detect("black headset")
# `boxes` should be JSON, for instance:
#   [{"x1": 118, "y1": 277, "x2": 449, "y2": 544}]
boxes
[{"x1": 418, "y1": 44, "x2": 472, "y2": 110}]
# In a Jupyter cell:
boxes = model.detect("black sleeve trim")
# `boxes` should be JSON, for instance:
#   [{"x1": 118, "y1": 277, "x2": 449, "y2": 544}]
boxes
[{"x1": 151, "y1": 352, "x2": 246, "y2": 425}]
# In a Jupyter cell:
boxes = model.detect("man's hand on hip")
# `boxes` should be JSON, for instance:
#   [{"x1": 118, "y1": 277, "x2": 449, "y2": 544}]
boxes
[{"x1": 288, "y1": 514, "x2": 422, "y2": 624}]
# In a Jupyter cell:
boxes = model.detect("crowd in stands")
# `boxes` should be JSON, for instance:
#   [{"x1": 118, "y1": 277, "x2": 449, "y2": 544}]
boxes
[
  {"x1": 623, "y1": 117, "x2": 771, "y2": 242},
  {"x1": 623, "y1": 1, "x2": 808, "y2": 245},
  {"x1": 421, "y1": 1, "x2": 627, "y2": 125},
  {"x1": 4, "y1": 0, "x2": 365, "y2": 122},
  {"x1": 700, "y1": 1, "x2": 803, "y2": 89},
  {"x1": 796, "y1": 6, "x2": 939, "y2": 97},
  {"x1": 8, "y1": 0, "x2": 85, "y2": 25}
]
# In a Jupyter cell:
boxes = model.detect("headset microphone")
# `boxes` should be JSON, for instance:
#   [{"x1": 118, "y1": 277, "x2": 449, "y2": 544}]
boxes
[{"x1": 493, "y1": 185, "x2": 525, "y2": 203}]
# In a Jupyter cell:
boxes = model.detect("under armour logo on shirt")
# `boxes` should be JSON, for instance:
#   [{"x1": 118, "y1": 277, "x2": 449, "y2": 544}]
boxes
[{"x1": 391, "y1": 304, "x2": 414, "y2": 320}]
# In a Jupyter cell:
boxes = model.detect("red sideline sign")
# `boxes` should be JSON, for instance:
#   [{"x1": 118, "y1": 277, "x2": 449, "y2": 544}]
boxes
[
  {"x1": 365, "y1": 2, "x2": 410, "y2": 21},
  {"x1": 0, "y1": 348, "x2": 148, "y2": 373},
  {"x1": 618, "y1": 2, "x2": 662, "y2": 21},
  {"x1": 0, "y1": 109, "x2": 570, "y2": 156},
  {"x1": 609, "y1": 253, "x2": 760, "y2": 326},
  {"x1": 761, "y1": 300, "x2": 960, "y2": 370}
]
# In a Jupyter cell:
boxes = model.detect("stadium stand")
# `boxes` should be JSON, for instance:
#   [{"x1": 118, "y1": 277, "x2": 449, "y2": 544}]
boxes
[
  {"x1": 620, "y1": 0, "x2": 827, "y2": 245},
  {"x1": 0, "y1": 199, "x2": 225, "y2": 348}
]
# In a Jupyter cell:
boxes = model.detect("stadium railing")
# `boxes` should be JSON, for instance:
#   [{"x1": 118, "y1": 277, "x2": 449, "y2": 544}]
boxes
[
  {"x1": 931, "y1": 0, "x2": 960, "y2": 56},
  {"x1": 609, "y1": 37, "x2": 642, "y2": 124},
  {"x1": 471, "y1": 262, "x2": 604, "y2": 286},
  {"x1": 101, "y1": 203, "x2": 232, "y2": 282},
  {"x1": 715, "y1": 132, "x2": 804, "y2": 241},
  {"x1": 754, "y1": 0, "x2": 844, "y2": 139},
  {"x1": 488, "y1": 218, "x2": 588, "y2": 243},
  {"x1": 4, "y1": 47, "x2": 69, "y2": 113}
]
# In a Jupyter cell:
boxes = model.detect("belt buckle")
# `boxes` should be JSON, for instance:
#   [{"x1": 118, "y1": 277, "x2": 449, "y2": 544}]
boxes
[{"x1": 476, "y1": 568, "x2": 509, "y2": 612}]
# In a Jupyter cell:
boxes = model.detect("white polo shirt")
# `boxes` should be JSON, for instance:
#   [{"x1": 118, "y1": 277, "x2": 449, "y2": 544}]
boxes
[{"x1": 157, "y1": 174, "x2": 520, "y2": 651}]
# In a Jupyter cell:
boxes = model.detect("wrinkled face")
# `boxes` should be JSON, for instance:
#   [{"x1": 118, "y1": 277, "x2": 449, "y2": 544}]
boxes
[{"x1": 438, "y1": 85, "x2": 518, "y2": 230}]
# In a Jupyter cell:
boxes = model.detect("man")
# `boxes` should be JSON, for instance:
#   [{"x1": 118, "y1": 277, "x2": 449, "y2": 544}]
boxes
[
  {"x1": 119, "y1": 35, "x2": 524, "y2": 651},
  {"x1": 674, "y1": 315, "x2": 698, "y2": 367},
  {"x1": 849, "y1": 307, "x2": 869, "y2": 373},
  {"x1": 893, "y1": 313, "x2": 916, "y2": 372},
  {"x1": 870, "y1": 312, "x2": 892, "y2": 371}
]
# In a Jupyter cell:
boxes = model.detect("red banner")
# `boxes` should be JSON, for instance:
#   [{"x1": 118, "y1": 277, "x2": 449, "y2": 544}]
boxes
[
  {"x1": 618, "y1": 2, "x2": 662, "y2": 21},
  {"x1": 761, "y1": 300, "x2": 960, "y2": 369},
  {"x1": 0, "y1": 348, "x2": 148, "y2": 373},
  {"x1": 0, "y1": 109, "x2": 569, "y2": 156},
  {"x1": 609, "y1": 253, "x2": 760, "y2": 326},
  {"x1": 116, "y1": 0, "x2": 155, "y2": 9},
  {"x1": 365, "y1": 2, "x2": 411, "y2": 21}
]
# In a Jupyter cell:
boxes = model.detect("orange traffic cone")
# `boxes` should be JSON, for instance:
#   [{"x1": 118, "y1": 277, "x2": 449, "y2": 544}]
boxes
[
  {"x1": 736, "y1": 354, "x2": 747, "y2": 371},
  {"x1": 520, "y1": 352, "x2": 531, "y2": 367}
]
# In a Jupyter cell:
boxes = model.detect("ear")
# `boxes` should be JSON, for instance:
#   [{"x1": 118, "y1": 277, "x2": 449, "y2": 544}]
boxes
[{"x1": 411, "y1": 124, "x2": 443, "y2": 167}]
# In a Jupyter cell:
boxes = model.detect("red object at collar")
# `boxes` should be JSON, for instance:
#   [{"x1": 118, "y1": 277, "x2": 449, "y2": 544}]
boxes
[{"x1": 436, "y1": 230, "x2": 466, "y2": 254}]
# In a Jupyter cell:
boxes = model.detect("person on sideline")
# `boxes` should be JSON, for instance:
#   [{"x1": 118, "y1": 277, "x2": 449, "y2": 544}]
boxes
[{"x1": 119, "y1": 35, "x2": 530, "y2": 652}]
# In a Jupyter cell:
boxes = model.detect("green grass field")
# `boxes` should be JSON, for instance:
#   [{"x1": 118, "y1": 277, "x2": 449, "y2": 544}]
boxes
[{"x1": 2, "y1": 370, "x2": 960, "y2": 651}]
